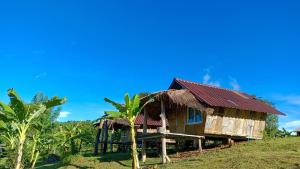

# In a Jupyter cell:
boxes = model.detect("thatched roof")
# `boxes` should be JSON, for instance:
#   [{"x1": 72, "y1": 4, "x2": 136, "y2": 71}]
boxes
[{"x1": 142, "y1": 89, "x2": 205, "y2": 112}]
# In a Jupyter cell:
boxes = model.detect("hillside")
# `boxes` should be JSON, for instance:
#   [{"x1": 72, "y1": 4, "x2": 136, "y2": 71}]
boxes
[{"x1": 37, "y1": 137, "x2": 300, "y2": 169}]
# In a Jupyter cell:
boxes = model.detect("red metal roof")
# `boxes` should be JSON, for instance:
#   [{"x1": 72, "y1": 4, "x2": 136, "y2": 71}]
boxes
[
  {"x1": 135, "y1": 113, "x2": 169, "y2": 126},
  {"x1": 170, "y1": 78, "x2": 285, "y2": 115}
]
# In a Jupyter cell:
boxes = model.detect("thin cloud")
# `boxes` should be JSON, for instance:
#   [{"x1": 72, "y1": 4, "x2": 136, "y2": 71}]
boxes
[
  {"x1": 229, "y1": 77, "x2": 240, "y2": 91},
  {"x1": 58, "y1": 111, "x2": 71, "y2": 118},
  {"x1": 202, "y1": 71, "x2": 221, "y2": 87},
  {"x1": 273, "y1": 95, "x2": 300, "y2": 106},
  {"x1": 282, "y1": 120, "x2": 300, "y2": 130},
  {"x1": 35, "y1": 72, "x2": 47, "y2": 79}
]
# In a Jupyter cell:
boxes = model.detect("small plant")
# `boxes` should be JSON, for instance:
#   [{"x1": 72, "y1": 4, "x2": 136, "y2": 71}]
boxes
[{"x1": 104, "y1": 93, "x2": 153, "y2": 169}]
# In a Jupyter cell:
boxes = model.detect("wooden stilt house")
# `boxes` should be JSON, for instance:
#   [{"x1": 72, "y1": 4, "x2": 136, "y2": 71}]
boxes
[
  {"x1": 139, "y1": 78, "x2": 285, "y2": 163},
  {"x1": 96, "y1": 78, "x2": 285, "y2": 164}
]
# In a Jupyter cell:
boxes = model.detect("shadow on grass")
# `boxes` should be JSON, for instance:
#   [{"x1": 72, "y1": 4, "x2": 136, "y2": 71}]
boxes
[
  {"x1": 37, "y1": 152, "x2": 164, "y2": 168},
  {"x1": 95, "y1": 152, "x2": 163, "y2": 167},
  {"x1": 98, "y1": 152, "x2": 132, "y2": 167}
]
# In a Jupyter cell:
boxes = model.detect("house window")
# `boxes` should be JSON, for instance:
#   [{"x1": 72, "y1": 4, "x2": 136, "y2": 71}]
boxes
[{"x1": 187, "y1": 107, "x2": 202, "y2": 124}]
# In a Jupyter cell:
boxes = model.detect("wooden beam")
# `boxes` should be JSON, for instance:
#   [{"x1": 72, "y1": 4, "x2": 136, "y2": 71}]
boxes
[
  {"x1": 142, "y1": 108, "x2": 148, "y2": 163},
  {"x1": 141, "y1": 132, "x2": 205, "y2": 140}
]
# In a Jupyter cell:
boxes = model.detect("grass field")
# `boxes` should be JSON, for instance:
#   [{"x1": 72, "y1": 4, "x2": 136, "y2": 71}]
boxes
[{"x1": 36, "y1": 137, "x2": 300, "y2": 169}]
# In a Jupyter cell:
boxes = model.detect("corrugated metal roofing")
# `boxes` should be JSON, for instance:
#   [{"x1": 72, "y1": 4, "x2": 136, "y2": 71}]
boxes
[
  {"x1": 170, "y1": 78, "x2": 285, "y2": 115},
  {"x1": 135, "y1": 113, "x2": 168, "y2": 126}
]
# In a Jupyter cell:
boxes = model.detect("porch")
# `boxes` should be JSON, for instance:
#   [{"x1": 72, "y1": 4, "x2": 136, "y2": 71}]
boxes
[{"x1": 140, "y1": 90, "x2": 206, "y2": 164}]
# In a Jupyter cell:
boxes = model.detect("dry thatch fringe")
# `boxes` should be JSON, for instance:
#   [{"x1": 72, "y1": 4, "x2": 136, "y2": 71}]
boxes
[{"x1": 141, "y1": 89, "x2": 205, "y2": 111}]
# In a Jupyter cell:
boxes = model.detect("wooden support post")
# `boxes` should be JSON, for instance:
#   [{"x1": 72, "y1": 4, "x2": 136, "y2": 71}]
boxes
[
  {"x1": 160, "y1": 100, "x2": 166, "y2": 133},
  {"x1": 100, "y1": 123, "x2": 105, "y2": 153},
  {"x1": 160, "y1": 100, "x2": 170, "y2": 163},
  {"x1": 102, "y1": 120, "x2": 109, "y2": 154},
  {"x1": 161, "y1": 136, "x2": 167, "y2": 164},
  {"x1": 198, "y1": 138, "x2": 203, "y2": 153},
  {"x1": 142, "y1": 108, "x2": 148, "y2": 163},
  {"x1": 94, "y1": 127, "x2": 101, "y2": 155},
  {"x1": 175, "y1": 139, "x2": 179, "y2": 156},
  {"x1": 228, "y1": 138, "x2": 234, "y2": 147},
  {"x1": 110, "y1": 126, "x2": 114, "y2": 153}
]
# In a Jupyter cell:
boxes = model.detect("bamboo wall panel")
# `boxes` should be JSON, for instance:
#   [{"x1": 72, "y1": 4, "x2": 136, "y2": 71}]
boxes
[
  {"x1": 204, "y1": 108, "x2": 267, "y2": 139},
  {"x1": 167, "y1": 105, "x2": 267, "y2": 139}
]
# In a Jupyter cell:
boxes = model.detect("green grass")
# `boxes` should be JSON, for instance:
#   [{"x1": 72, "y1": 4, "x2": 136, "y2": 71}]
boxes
[{"x1": 36, "y1": 137, "x2": 300, "y2": 169}]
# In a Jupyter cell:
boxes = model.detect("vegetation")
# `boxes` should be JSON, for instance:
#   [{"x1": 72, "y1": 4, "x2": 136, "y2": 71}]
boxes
[
  {"x1": 36, "y1": 137, "x2": 300, "y2": 169},
  {"x1": 264, "y1": 113, "x2": 292, "y2": 138},
  {"x1": 258, "y1": 98, "x2": 289, "y2": 139},
  {"x1": 0, "y1": 90, "x2": 97, "y2": 169},
  {"x1": 104, "y1": 93, "x2": 153, "y2": 169},
  {"x1": 0, "y1": 89, "x2": 66, "y2": 169},
  {"x1": 264, "y1": 114, "x2": 279, "y2": 138},
  {"x1": 1, "y1": 92, "x2": 296, "y2": 169}
]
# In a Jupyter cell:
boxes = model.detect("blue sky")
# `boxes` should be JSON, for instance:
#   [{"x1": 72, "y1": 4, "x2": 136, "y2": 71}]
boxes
[{"x1": 0, "y1": 1, "x2": 299, "y2": 130}]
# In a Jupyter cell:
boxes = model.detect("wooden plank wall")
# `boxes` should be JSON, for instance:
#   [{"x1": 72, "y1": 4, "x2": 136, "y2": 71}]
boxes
[
  {"x1": 204, "y1": 107, "x2": 267, "y2": 139},
  {"x1": 168, "y1": 106, "x2": 267, "y2": 139},
  {"x1": 167, "y1": 106, "x2": 206, "y2": 135}
]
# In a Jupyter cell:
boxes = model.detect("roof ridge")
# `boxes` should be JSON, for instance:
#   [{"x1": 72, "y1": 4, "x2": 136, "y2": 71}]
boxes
[{"x1": 174, "y1": 77, "x2": 242, "y2": 93}]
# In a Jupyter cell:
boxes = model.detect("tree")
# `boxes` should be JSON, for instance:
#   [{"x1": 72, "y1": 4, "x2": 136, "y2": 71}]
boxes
[
  {"x1": 256, "y1": 97, "x2": 280, "y2": 138},
  {"x1": 0, "y1": 89, "x2": 66, "y2": 169},
  {"x1": 27, "y1": 92, "x2": 62, "y2": 168},
  {"x1": 104, "y1": 93, "x2": 153, "y2": 169},
  {"x1": 264, "y1": 114, "x2": 279, "y2": 138}
]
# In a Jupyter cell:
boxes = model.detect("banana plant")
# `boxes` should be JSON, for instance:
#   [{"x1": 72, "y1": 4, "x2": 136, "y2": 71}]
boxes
[
  {"x1": 57, "y1": 122, "x2": 82, "y2": 155},
  {"x1": 104, "y1": 93, "x2": 153, "y2": 169},
  {"x1": 29, "y1": 133, "x2": 40, "y2": 169},
  {"x1": 0, "y1": 89, "x2": 66, "y2": 169}
]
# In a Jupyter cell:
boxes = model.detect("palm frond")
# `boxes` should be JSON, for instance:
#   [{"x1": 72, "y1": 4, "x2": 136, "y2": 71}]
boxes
[
  {"x1": 43, "y1": 96, "x2": 67, "y2": 109},
  {"x1": 7, "y1": 89, "x2": 27, "y2": 121},
  {"x1": 131, "y1": 94, "x2": 140, "y2": 117},
  {"x1": 105, "y1": 111, "x2": 123, "y2": 119},
  {"x1": 104, "y1": 98, "x2": 126, "y2": 112}
]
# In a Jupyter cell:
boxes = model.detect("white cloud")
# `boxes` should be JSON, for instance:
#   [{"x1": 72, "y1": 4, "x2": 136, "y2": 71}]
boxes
[
  {"x1": 203, "y1": 73, "x2": 210, "y2": 84},
  {"x1": 201, "y1": 69, "x2": 241, "y2": 90},
  {"x1": 58, "y1": 111, "x2": 71, "y2": 118},
  {"x1": 273, "y1": 95, "x2": 300, "y2": 106},
  {"x1": 202, "y1": 72, "x2": 221, "y2": 87},
  {"x1": 35, "y1": 72, "x2": 47, "y2": 79},
  {"x1": 229, "y1": 78, "x2": 240, "y2": 91},
  {"x1": 281, "y1": 120, "x2": 300, "y2": 130}
]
